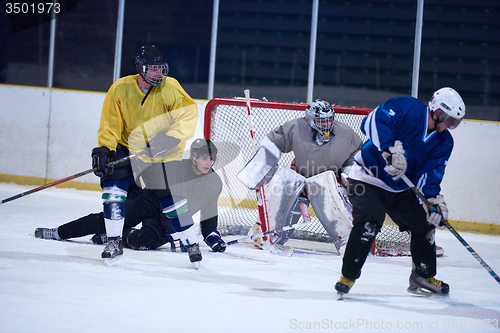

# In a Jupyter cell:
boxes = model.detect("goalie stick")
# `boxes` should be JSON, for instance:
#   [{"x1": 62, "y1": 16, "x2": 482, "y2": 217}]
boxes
[
  {"x1": 401, "y1": 174, "x2": 500, "y2": 285},
  {"x1": 227, "y1": 219, "x2": 311, "y2": 247},
  {"x1": 0, "y1": 151, "x2": 145, "y2": 205},
  {"x1": 227, "y1": 219, "x2": 311, "y2": 257},
  {"x1": 228, "y1": 203, "x2": 311, "y2": 257}
]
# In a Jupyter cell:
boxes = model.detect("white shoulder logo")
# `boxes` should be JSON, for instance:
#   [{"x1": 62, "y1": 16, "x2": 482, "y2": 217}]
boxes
[{"x1": 389, "y1": 109, "x2": 396, "y2": 116}]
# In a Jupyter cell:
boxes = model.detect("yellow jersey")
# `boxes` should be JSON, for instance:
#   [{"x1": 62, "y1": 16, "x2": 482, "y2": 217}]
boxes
[{"x1": 97, "y1": 74, "x2": 198, "y2": 163}]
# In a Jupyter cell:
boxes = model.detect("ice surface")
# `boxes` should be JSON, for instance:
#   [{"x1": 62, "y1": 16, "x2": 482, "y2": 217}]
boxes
[{"x1": 0, "y1": 183, "x2": 499, "y2": 332}]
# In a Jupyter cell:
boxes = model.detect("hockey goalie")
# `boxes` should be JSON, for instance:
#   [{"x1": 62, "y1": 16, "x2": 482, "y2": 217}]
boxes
[{"x1": 237, "y1": 99, "x2": 363, "y2": 252}]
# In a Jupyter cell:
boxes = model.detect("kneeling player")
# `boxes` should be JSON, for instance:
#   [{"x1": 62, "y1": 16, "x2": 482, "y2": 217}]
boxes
[{"x1": 35, "y1": 139, "x2": 226, "y2": 255}]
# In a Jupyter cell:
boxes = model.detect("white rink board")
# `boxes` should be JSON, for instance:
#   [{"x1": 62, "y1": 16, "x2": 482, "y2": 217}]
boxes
[
  {"x1": 0, "y1": 84, "x2": 498, "y2": 224},
  {"x1": 0, "y1": 85, "x2": 50, "y2": 178},
  {"x1": 0, "y1": 85, "x2": 207, "y2": 186}
]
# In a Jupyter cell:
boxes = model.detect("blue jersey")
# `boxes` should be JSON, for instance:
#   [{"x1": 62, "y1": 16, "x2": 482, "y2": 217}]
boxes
[{"x1": 354, "y1": 96, "x2": 453, "y2": 198}]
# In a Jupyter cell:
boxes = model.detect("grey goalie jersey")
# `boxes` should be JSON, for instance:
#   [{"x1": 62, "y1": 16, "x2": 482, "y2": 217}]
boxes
[{"x1": 266, "y1": 117, "x2": 362, "y2": 178}]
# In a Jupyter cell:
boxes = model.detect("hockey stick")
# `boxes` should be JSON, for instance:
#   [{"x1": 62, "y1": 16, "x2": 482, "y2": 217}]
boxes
[
  {"x1": 227, "y1": 202, "x2": 311, "y2": 257},
  {"x1": 401, "y1": 174, "x2": 500, "y2": 285},
  {"x1": 244, "y1": 89, "x2": 272, "y2": 241},
  {"x1": 226, "y1": 219, "x2": 311, "y2": 246},
  {"x1": 0, "y1": 151, "x2": 145, "y2": 205}
]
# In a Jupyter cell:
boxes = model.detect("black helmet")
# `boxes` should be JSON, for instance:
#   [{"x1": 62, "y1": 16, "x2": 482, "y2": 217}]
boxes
[
  {"x1": 190, "y1": 139, "x2": 218, "y2": 163},
  {"x1": 135, "y1": 45, "x2": 169, "y2": 86}
]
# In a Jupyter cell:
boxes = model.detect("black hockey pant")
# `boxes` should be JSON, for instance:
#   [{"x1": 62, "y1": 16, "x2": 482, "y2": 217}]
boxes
[
  {"x1": 57, "y1": 187, "x2": 174, "y2": 250},
  {"x1": 341, "y1": 180, "x2": 437, "y2": 280}
]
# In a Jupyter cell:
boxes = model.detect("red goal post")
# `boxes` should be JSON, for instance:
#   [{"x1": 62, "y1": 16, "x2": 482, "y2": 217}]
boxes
[{"x1": 204, "y1": 97, "x2": 411, "y2": 255}]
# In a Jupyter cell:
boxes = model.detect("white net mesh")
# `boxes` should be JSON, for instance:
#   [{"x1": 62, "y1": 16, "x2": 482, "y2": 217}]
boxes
[
  {"x1": 206, "y1": 98, "x2": 411, "y2": 255},
  {"x1": 373, "y1": 216, "x2": 411, "y2": 256}
]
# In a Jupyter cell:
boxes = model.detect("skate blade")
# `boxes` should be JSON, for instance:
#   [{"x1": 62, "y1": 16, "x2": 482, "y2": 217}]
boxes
[
  {"x1": 337, "y1": 292, "x2": 347, "y2": 300},
  {"x1": 104, "y1": 255, "x2": 129, "y2": 267},
  {"x1": 407, "y1": 286, "x2": 448, "y2": 297},
  {"x1": 193, "y1": 262, "x2": 200, "y2": 270}
]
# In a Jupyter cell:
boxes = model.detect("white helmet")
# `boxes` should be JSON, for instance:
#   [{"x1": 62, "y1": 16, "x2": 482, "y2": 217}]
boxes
[
  {"x1": 305, "y1": 99, "x2": 335, "y2": 143},
  {"x1": 428, "y1": 87, "x2": 466, "y2": 129}
]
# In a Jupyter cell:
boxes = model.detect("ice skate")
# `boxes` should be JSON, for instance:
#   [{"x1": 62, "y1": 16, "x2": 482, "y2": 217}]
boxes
[
  {"x1": 166, "y1": 238, "x2": 187, "y2": 252},
  {"x1": 248, "y1": 222, "x2": 263, "y2": 249},
  {"x1": 101, "y1": 237, "x2": 123, "y2": 259},
  {"x1": 186, "y1": 243, "x2": 202, "y2": 269},
  {"x1": 177, "y1": 239, "x2": 188, "y2": 252},
  {"x1": 408, "y1": 270, "x2": 449, "y2": 295},
  {"x1": 335, "y1": 275, "x2": 355, "y2": 299},
  {"x1": 34, "y1": 228, "x2": 60, "y2": 240},
  {"x1": 91, "y1": 233, "x2": 107, "y2": 245}
]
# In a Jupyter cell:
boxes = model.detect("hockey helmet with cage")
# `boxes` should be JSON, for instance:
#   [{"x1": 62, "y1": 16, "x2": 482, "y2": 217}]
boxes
[
  {"x1": 135, "y1": 45, "x2": 169, "y2": 86},
  {"x1": 428, "y1": 87, "x2": 466, "y2": 130},
  {"x1": 190, "y1": 139, "x2": 218, "y2": 164},
  {"x1": 305, "y1": 99, "x2": 335, "y2": 143}
]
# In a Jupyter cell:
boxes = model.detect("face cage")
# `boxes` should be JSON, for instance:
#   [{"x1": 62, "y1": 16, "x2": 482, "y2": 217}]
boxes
[
  {"x1": 312, "y1": 116, "x2": 334, "y2": 137},
  {"x1": 141, "y1": 64, "x2": 168, "y2": 86}
]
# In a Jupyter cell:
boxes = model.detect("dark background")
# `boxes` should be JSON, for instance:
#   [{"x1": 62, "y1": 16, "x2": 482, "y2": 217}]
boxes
[{"x1": 1, "y1": 0, "x2": 498, "y2": 120}]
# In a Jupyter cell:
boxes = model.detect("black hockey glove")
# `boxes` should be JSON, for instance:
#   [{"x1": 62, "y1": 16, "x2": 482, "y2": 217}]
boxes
[
  {"x1": 91, "y1": 146, "x2": 115, "y2": 177},
  {"x1": 204, "y1": 230, "x2": 226, "y2": 252},
  {"x1": 145, "y1": 132, "x2": 181, "y2": 158}
]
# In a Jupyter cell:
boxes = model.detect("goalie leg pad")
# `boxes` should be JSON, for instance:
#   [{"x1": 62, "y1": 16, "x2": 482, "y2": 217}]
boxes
[
  {"x1": 273, "y1": 197, "x2": 310, "y2": 245},
  {"x1": 265, "y1": 166, "x2": 306, "y2": 244},
  {"x1": 306, "y1": 171, "x2": 353, "y2": 250},
  {"x1": 237, "y1": 142, "x2": 280, "y2": 190}
]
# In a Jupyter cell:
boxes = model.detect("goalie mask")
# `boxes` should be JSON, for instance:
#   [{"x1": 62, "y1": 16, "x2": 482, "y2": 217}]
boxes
[
  {"x1": 305, "y1": 99, "x2": 335, "y2": 144},
  {"x1": 428, "y1": 87, "x2": 466, "y2": 130},
  {"x1": 135, "y1": 45, "x2": 169, "y2": 86}
]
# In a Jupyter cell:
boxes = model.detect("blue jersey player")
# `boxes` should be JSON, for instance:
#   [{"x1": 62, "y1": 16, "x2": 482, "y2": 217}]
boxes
[{"x1": 335, "y1": 87, "x2": 466, "y2": 296}]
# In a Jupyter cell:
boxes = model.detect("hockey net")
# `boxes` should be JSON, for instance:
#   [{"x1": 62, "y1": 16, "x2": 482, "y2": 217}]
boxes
[{"x1": 204, "y1": 97, "x2": 410, "y2": 256}]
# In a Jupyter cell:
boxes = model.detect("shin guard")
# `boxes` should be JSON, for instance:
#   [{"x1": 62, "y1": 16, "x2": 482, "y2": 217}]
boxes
[
  {"x1": 162, "y1": 198, "x2": 197, "y2": 245},
  {"x1": 102, "y1": 185, "x2": 127, "y2": 238}
]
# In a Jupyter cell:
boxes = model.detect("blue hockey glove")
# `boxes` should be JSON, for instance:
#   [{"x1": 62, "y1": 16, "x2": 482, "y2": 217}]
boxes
[{"x1": 204, "y1": 231, "x2": 226, "y2": 252}]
